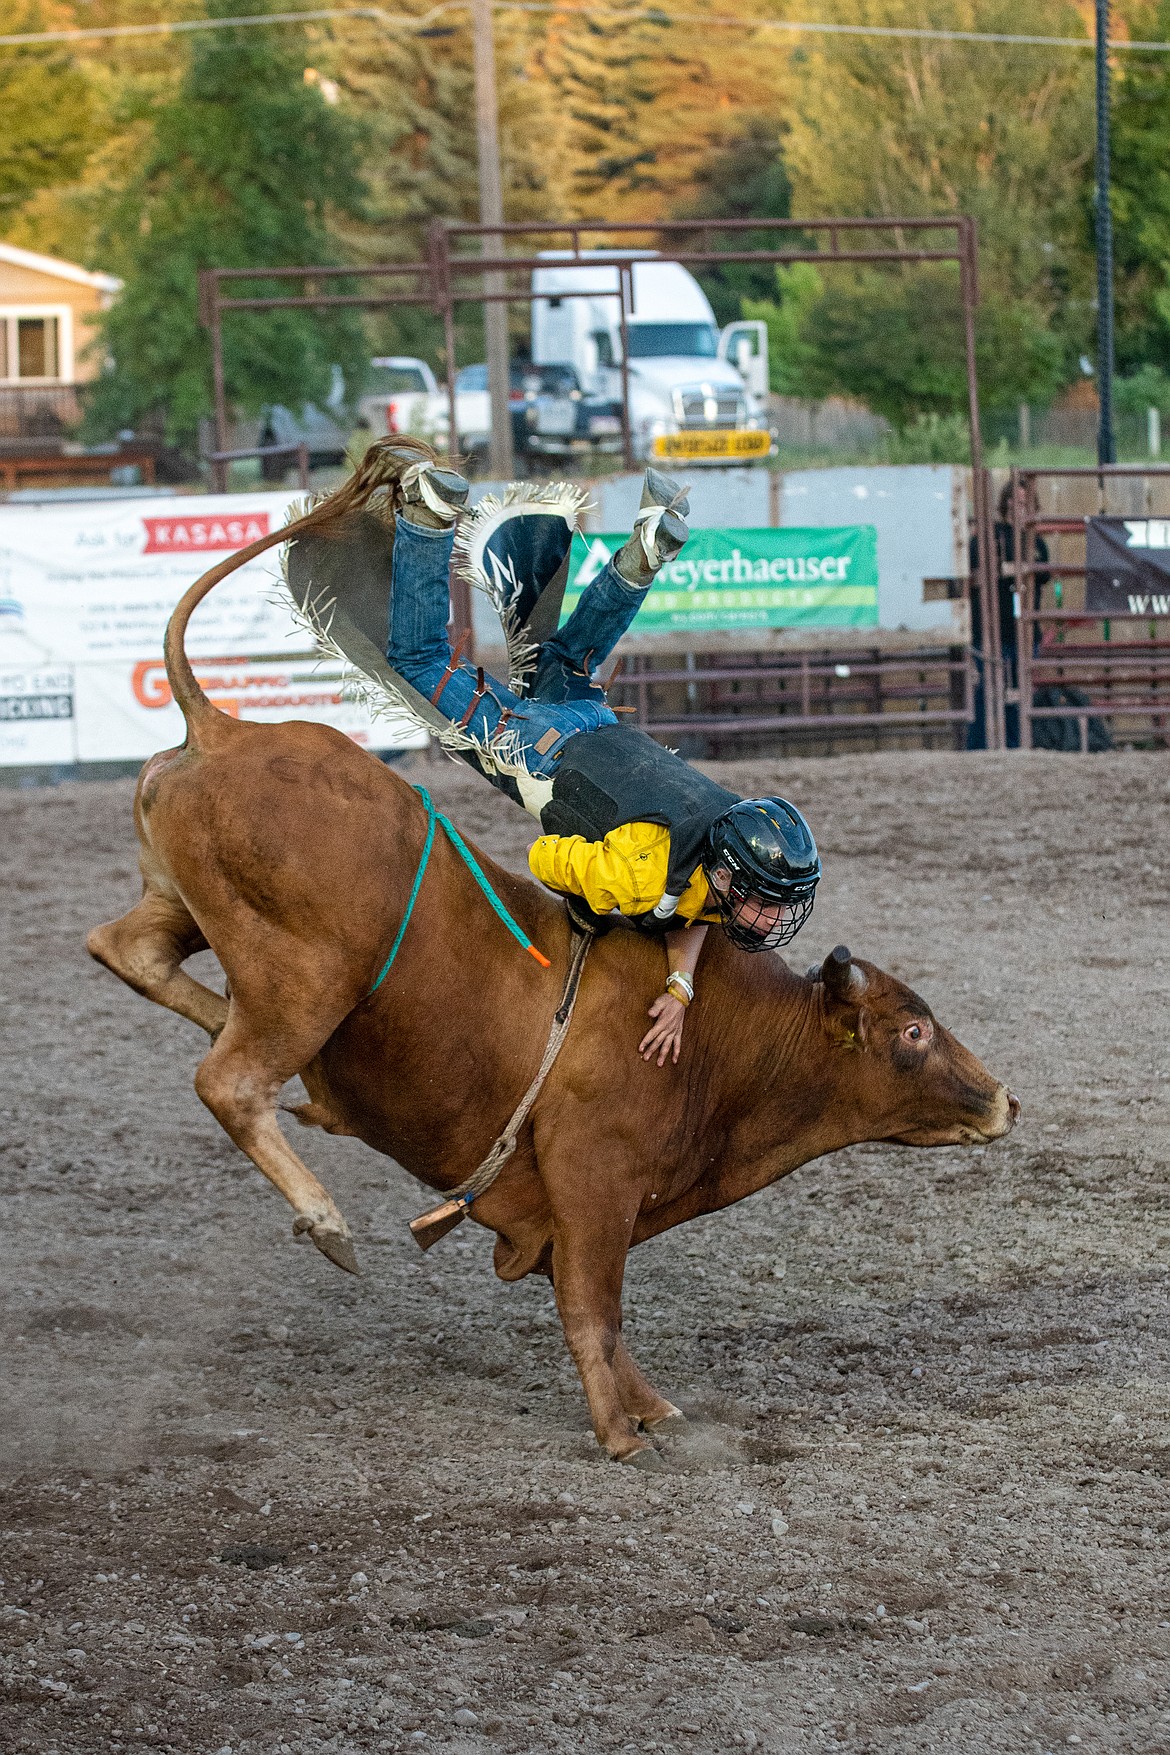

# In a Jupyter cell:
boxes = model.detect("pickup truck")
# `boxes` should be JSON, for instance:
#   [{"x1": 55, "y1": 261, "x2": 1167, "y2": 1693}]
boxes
[
  {"x1": 356, "y1": 357, "x2": 449, "y2": 442},
  {"x1": 455, "y1": 361, "x2": 623, "y2": 459}
]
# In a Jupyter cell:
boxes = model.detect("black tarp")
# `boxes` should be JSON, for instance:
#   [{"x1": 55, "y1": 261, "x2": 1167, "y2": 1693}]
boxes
[{"x1": 1085, "y1": 516, "x2": 1170, "y2": 616}]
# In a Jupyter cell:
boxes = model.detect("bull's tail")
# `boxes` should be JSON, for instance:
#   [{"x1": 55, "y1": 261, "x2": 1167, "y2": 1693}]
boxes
[{"x1": 163, "y1": 436, "x2": 440, "y2": 745}]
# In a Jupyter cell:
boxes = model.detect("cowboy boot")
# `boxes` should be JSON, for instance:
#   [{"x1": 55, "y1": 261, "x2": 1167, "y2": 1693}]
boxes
[
  {"x1": 397, "y1": 459, "x2": 471, "y2": 529},
  {"x1": 612, "y1": 467, "x2": 691, "y2": 587}
]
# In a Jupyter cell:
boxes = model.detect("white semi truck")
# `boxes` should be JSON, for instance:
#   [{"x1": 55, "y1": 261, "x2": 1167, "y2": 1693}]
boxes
[{"x1": 530, "y1": 253, "x2": 770, "y2": 460}]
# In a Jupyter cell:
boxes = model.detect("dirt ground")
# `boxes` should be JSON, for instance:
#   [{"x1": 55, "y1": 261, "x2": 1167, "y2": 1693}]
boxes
[{"x1": 3, "y1": 748, "x2": 1170, "y2": 1755}]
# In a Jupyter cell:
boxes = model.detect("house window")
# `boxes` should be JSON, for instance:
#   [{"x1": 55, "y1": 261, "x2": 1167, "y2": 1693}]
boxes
[
  {"x1": 0, "y1": 311, "x2": 68, "y2": 382},
  {"x1": 18, "y1": 317, "x2": 57, "y2": 378}
]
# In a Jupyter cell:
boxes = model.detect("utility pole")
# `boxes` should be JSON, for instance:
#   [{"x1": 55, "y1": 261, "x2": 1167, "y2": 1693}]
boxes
[
  {"x1": 1095, "y1": 0, "x2": 1116, "y2": 465},
  {"x1": 471, "y1": 0, "x2": 514, "y2": 479}
]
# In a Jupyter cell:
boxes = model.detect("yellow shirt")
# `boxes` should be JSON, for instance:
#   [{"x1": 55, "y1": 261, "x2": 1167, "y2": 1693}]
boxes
[{"x1": 527, "y1": 820, "x2": 719, "y2": 923}]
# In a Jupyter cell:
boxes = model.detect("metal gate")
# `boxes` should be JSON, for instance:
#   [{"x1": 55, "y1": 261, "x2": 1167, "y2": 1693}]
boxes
[{"x1": 1007, "y1": 466, "x2": 1170, "y2": 750}]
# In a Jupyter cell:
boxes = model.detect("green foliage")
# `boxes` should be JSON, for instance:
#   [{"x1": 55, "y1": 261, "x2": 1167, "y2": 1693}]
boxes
[
  {"x1": 672, "y1": 118, "x2": 793, "y2": 327},
  {"x1": 0, "y1": 28, "x2": 96, "y2": 213},
  {"x1": 782, "y1": 0, "x2": 1094, "y2": 412},
  {"x1": 883, "y1": 412, "x2": 972, "y2": 464},
  {"x1": 88, "y1": 0, "x2": 367, "y2": 445},
  {"x1": 744, "y1": 262, "x2": 1067, "y2": 425},
  {"x1": 1113, "y1": 365, "x2": 1170, "y2": 416},
  {"x1": 742, "y1": 264, "x2": 826, "y2": 397},
  {"x1": 1112, "y1": 4, "x2": 1170, "y2": 374}
]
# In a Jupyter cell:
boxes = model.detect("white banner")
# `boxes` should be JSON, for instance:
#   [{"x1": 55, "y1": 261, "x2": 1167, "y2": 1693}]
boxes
[
  {"x1": 0, "y1": 491, "x2": 425, "y2": 765},
  {"x1": 0, "y1": 663, "x2": 75, "y2": 765}
]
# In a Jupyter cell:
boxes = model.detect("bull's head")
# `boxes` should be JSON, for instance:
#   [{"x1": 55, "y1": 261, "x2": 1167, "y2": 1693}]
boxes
[{"x1": 808, "y1": 945, "x2": 1019, "y2": 1147}]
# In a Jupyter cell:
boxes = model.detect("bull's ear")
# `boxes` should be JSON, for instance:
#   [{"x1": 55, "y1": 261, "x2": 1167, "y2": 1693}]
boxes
[{"x1": 821, "y1": 944, "x2": 868, "y2": 1002}]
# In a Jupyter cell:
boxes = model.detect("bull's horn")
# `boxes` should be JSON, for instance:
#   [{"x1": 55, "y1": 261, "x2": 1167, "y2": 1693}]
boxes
[{"x1": 822, "y1": 944, "x2": 867, "y2": 1000}]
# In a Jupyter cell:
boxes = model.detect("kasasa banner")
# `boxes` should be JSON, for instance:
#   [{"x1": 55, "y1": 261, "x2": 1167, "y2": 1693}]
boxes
[
  {"x1": 0, "y1": 491, "x2": 425, "y2": 765},
  {"x1": 1085, "y1": 516, "x2": 1170, "y2": 616}
]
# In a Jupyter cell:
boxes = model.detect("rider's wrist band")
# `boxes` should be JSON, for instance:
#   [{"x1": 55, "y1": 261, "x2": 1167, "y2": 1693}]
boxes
[{"x1": 666, "y1": 971, "x2": 695, "y2": 1006}]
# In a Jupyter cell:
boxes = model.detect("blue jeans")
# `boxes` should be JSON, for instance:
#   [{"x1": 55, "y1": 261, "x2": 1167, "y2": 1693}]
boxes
[
  {"x1": 388, "y1": 516, "x2": 635, "y2": 776},
  {"x1": 535, "y1": 551, "x2": 651, "y2": 702}
]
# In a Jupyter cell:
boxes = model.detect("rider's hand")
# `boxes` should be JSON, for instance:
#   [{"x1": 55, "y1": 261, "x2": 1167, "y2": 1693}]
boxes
[{"x1": 639, "y1": 992, "x2": 687, "y2": 1066}]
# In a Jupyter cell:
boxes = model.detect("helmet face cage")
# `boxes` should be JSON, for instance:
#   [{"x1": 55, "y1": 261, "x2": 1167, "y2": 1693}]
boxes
[
  {"x1": 703, "y1": 795, "x2": 820, "y2": 951},
  {"x1": 713, "y1": 877, "x2": 816, "y2": 951}
]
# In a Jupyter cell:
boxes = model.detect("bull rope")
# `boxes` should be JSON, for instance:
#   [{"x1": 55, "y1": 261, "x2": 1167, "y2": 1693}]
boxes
[{"x1": 408, "y1": 920, "x2": 594, "y2": 1250}]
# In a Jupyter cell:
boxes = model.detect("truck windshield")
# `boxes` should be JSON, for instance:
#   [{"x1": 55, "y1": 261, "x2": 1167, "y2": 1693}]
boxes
[
  {"x1": 626, "y1": 323, "x2": 718, "y2": 359},
  {"x1": 366, "y1": 364, "x2": 428, "y2": 393}
]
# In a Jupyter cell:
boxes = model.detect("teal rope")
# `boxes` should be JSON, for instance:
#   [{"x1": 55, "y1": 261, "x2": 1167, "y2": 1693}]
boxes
[
  {"x1": 369, "y1": 787, "x2": 438, "y2": 993},
  {"x1": 433, "y1": 809, "x2": 548, "y2": 961},
  {"x1": 369, "y1": 785, "x2": 546, "y2": 995}
]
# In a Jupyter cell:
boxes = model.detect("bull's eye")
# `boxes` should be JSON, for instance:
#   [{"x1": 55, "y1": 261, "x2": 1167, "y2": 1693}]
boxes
[{"x1": 903, "y1": 1022, "x2": 927, "y2": 1043}]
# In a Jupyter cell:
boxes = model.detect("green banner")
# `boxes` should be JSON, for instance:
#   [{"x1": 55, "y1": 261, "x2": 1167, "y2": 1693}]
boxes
[{"x1": 565, "y1": 525, "x2": 879, "y2": 633}]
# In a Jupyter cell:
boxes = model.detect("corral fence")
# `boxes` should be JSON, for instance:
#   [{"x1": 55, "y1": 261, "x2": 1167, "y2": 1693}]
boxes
[
  {"x1": 1009, "y1": 465, "x2": 1170, "y2": 751},
  {"x1": 198, "y1": 214, "x2": 1003, "y2": 754},
  {"x1": 605, "y1": 645, "x2": 972, "y2": 758}
]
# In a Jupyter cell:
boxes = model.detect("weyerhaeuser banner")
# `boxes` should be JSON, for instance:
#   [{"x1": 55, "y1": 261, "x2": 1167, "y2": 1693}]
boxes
[
  {"x1": 0, "y1": 492, "x2": 425, "y2": 766},
  {"x1": 566, "y1": 525, "x2": 879, "y2": 634}
]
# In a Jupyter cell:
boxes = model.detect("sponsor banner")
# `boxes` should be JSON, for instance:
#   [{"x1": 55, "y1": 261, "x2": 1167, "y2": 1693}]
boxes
[
  {"x1": 75, "y1": 655, "x2": 388, "y2": 763},
  {"x1": 650, "y1": 429, "x2": 772, "y2": 463},
  {"x1": 0, "y1": 664, "x2": 75, "y2": 764},
  {"x1": 565, "y1": 525, "x2": 879, "y2": 633},
  {"x1": 141, "y1": 511, "x2": 270, "y2": 554},
  {"x1": 1086, "y1": 516, "x2": 1170, "y2": 616},
  {"x1": 0, "y1": 492, "x2": 425, "y2": 764}
]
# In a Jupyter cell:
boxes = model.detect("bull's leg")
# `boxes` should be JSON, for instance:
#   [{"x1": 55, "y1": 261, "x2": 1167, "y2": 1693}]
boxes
[
  {"x1": 87, "y1": 889, "x2": 228, "y2": 1038},
  {"x1": 550, "y1": 1215, "x2": 654, "y2": 1465},
  {"x1": 193, "y1": 1003, "x2": 361, "y2": 1275},
  {"x1": 611, "y1": 1336, "x2": 684, "y2": 1432},
  {"x1": 282, "y1": 1055, "x2": 359, "y2": 1137}
]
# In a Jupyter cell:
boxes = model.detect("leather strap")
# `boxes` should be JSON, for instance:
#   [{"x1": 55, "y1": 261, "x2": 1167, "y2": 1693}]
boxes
[
  {"x1": 457, "y1": 665, "x2": 488, "y2": 730},
  {"x1": 429, "y1": 630, "x2": 470, "y2": 708}
]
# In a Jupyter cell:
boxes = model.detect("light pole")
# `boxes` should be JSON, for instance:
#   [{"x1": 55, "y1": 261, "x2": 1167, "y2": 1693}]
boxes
[
  {"x1": 1095, "y1": 0, "x2": 1116, "y2": 466},
  {"x1": 471, "y1": 0, "x2": 514, "y2": 479}
]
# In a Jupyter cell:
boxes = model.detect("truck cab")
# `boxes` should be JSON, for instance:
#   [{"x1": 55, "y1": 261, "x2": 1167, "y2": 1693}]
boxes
[{"x1": 531, "y1": 254, "x2": 769, "y2": 459}]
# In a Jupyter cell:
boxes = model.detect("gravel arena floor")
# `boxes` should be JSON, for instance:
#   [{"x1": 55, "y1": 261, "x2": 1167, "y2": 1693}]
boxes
[{"x1": 3, "y1": 748, "x2": 1170, "y2": 1755}]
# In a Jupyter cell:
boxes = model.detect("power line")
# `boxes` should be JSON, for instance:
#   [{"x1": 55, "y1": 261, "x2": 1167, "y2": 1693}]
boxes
[{"x1": 4, "y1": 5, "x2": 1170, "y2": 54}]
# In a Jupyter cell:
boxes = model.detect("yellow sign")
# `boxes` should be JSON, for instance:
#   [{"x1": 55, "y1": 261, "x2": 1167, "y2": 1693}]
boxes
[{"x1": 650, "y1": 428, "x2": 772, "y2": 462}]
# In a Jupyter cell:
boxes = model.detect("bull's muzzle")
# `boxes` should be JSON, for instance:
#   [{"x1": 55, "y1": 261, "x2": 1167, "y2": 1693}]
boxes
[{"x1": 978, "y1": 1084, "x2": 1020, "y2": 1141}]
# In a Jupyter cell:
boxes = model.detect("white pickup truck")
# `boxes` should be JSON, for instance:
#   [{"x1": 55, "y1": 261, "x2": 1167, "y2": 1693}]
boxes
[
  {"x1": 356, "y1": 357, "x2": 450, "y2": 441},
  {"x1": 531, "y1": 255, "x2": 771, "y2": 461}
]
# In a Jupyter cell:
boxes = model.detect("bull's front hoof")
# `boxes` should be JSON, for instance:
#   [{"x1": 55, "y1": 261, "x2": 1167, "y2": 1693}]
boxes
[
  {"x1": 617, "y1": 1444, "x2": 665, "y2": 1471},
  {"x1": 293, "y1": 1215, "x2": 360, "y2": 1275}
]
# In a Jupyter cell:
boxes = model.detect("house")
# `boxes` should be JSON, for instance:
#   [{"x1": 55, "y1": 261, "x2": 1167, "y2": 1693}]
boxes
[{"x1": 0, "y1": 242, "x2": 122, "y2": 436}]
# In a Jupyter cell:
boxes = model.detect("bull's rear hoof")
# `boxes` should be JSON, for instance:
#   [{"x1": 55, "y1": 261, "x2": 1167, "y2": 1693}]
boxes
[
  {"x1": 643, "y1": 1408, "x2": 687, "y2": 1434},
  {"x1": 618, "y1": 1445, "x2": 665, "y2": 1471},
  {"x1": 301, "y1": 1222, "x2": 360, "y2": 1276}
]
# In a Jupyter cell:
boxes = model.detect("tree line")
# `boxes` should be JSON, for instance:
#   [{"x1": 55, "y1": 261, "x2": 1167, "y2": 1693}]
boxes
[{"x1": 6, "y1": 0, "x2": 1170, "y2": 445}]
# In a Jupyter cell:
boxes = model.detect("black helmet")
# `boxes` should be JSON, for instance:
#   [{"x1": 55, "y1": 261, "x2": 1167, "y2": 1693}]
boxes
[{"x1": 702, "y1": 797, "x2": 821, "y2": 951}]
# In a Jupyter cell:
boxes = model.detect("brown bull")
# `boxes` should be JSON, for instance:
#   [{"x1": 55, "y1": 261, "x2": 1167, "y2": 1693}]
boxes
[{"x1": 88, "y1": 482, "x2": 1019, "y2": 1465}]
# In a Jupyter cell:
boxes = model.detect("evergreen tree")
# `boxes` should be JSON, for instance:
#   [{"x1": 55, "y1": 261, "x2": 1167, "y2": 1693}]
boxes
[
  {"x1": 540, "y1": 2, "x2": 788, "y2": 220},
  {"x1": 333, "y1": 9, "x2": 571, "y2": 373},
  {"x1": 89, "y1": 0, "x2": 367, "y2": 443},
  {"x1": 671, "y1": 118, "x2": 794, "y2": 326},
  {"x1": 0, "y1": 13, "x2": 96, "y2": 219}
]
